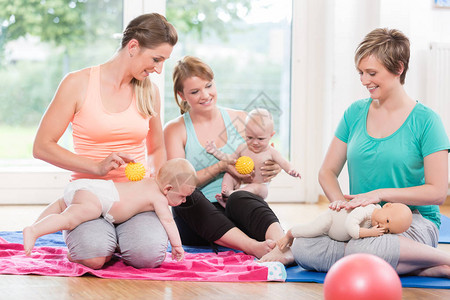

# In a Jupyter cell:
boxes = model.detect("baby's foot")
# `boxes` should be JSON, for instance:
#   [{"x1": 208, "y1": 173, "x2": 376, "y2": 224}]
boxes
[
  {"x1": 215, "y1": 194, "x2": 227, "y2": 208},
  {"x1": 221, "y1": 184, "x2": 231, "y2": 198},
  {"x1": 22, "y1": 226, "x2": 38, "y2": 256}
]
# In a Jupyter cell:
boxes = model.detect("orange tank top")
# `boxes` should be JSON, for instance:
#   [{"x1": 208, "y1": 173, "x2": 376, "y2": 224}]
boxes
[{"x1": 71, "y1": 65, "x2": 149, "y2": 182}]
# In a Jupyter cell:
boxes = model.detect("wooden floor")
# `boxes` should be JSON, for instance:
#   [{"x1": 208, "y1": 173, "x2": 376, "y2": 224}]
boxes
[{"x1": 1, "y1": 201, "x2": 450, "y2": 300}]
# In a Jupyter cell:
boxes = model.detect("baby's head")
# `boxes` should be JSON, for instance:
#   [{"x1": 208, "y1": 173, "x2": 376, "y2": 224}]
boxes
[
  {"x1": 245, "y1": 108, "x2": 275, "y2": 153},
  {"x1": 157, "y1": 158, "x2": 198, "y2": 206},
  {"x1": 372, "y1": 203, "x2": 412, "y2": 234}
]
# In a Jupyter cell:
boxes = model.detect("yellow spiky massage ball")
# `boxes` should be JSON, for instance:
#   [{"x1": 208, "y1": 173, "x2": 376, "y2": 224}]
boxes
[
  {"x1": 125, "y1": 162, "x2": 146, "y2": 181},
  {"x1": 235, "y1": 156, "x2": 255, "y2": 175}
]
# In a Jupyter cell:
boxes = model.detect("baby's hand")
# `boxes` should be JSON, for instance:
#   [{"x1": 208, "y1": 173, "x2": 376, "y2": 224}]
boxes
[
  {"x1": 276, "y1": 235, "x2": 294, "y2": 251},
  {"x1": 172, "y1": 245, "x2": 185, "y2": 262},
  {"x1": 205, "y1": 141, "x2": 217, "y2": 155},
  {"x1": 368, "y1": 225, "x2": 385, "y2": 237},
  {"x1": 288, "y1": 169, "x2": 301, "y2": 178}
]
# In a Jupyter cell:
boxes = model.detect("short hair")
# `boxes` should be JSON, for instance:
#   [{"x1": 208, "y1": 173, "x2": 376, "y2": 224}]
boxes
[
  {"x1": 246, "y1": 108, "x2": 274, "y2": 132},
  {"x1": 172, "y1": 56, "x2": 215, "y2": 114},
  {"x1": 157, "y1": 158, "x2": 198, "y2": 190},
  {"x1": 355, "y1": 28, "x2": 410, "y2": 84}
]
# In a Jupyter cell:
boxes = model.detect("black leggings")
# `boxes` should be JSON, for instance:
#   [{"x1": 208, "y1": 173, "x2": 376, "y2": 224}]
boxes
[{"x1": 172, "y1": 189, "x2": 280, "y2": 246}]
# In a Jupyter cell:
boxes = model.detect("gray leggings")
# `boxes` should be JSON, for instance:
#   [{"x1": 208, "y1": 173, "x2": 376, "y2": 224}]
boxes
[
  {"x1": 291, "y1": 211, "x2": 439, "y2": 272},
  {"x1": 63, "y1": 211, "x2": 168, "y2": 268}
]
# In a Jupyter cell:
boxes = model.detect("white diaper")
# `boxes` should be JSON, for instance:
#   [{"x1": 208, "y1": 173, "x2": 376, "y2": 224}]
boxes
[{"x1": 63, "y1": 179, "x2": 120, "y2": 223}]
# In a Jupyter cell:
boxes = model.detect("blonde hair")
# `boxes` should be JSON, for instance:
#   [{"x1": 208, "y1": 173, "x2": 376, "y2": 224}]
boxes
[
  {"x1": 172, "y1": 56, "x2": 214, "y2": 114},
  {"x1": 246, "y1": 108, "x2": 274, "y2": 132},
  {"x1": 156, "y1": 158, "x2": 198, "y2": 190},
  {"x1": 355, "y1": 28, "x2": 410, "y2": 85},
  {"x1": 121, "y1": 13, "x2": 178, "y2": 117}
]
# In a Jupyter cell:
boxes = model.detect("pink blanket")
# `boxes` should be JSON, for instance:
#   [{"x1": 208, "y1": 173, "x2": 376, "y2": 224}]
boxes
[{"x1": 0, "y1": 238, "x2": 285, "y2": 282}]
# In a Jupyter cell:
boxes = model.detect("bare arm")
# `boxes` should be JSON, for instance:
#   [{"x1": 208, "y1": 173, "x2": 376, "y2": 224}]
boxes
[
  {"x1": 269, "y1": 148, "x2": 301, "y2": 178},
  {"x1": 33, "y1": 71, "x2": 134, "y2": 175},
  {"x1": 205, "y1": 141, "x2": 239, "y2": 163},
  {"x1": 344, "y1": 150, "x2": 448, "y2": 209},
  {"x1": 164, "y1": 118, "x2": 229, "y2": 187},
  {"x1": 146, "y1": 84, "x2": 166, "y2": 177},
  {"x1": 318, "y1": 137, "x2": 348, "y2": 209},
  {"x1": 153, "y1": 197, "x2": 184, "y2": 261}
]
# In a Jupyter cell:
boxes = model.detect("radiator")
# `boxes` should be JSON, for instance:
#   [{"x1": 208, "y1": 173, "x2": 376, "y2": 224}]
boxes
[
  {"x1": 427, "y1": 43, "x2": 450, "y2": 137},
  {"x1": 426, "y1": 43, "x2": 450, "y2": 185}
]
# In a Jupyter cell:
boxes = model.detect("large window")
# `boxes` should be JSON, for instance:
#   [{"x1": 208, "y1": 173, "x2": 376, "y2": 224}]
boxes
[
  {"x1": 163, "y1": 0, "x2": 292, "y2": 158},
  {"x1": 1, "y1": 0, "x2": 303, "y2": 204},
  {"x1": 0, "y1": 0, "x2": 123, "y2": 168}
]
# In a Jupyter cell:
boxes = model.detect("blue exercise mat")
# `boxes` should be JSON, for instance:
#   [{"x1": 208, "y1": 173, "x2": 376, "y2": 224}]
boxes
[
  {"x1": 2, "y1": 214, "x2": 450, "y2": 288},
  {"x1": 285, "y1": 265, "x2": 450, "y2": 288}
]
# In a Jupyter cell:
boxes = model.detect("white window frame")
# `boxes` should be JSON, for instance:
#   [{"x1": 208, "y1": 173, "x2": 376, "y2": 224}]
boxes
[{"x1": 0, "y1": 0, "x2": 317, "y2": 204}]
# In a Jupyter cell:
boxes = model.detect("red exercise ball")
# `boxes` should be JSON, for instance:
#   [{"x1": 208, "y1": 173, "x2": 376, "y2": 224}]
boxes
[{"x1": 323, "y1": 253, "x2": 402, "y2": 300}]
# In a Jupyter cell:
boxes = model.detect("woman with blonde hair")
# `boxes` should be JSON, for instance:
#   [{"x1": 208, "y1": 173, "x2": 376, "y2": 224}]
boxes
[{"x1": 33, "y1": 13, "x2": 177, "y2": 269}]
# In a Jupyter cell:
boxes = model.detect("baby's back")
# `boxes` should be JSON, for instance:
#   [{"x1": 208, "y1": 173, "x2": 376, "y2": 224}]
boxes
[{"x1": 109, "y1": 179, "x2": 159, "y2": 223}]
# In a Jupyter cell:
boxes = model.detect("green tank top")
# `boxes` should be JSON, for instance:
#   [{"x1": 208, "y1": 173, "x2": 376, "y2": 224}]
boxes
[{"x1": 184, "y1": 108, "x2": 245, "y2": 202}]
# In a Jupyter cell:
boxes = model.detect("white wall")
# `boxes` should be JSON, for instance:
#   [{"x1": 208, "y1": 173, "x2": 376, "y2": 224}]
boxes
[{"x1": 296, "y1": 0, "x2": 450, "y2": 198}]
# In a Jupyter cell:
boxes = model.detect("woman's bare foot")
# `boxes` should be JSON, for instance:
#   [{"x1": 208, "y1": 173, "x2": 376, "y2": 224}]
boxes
[
  {"x1": 259, "y1": 246, "x2": 295, "y2": 266},
  {"x1": 413, "y1": 265, "x2": 450, "y2": 278},
  {"x1": 22, "y1": 226, "x2": 38, "y2": 256},
  {"x1": 248, "y1": 239, "x2": 276, "y2": 259}
]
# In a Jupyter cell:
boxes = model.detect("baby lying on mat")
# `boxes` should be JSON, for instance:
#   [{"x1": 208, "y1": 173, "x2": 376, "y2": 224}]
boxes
[
  {"x1": 23, "y1": 158, "x2": 197, "y2": 261},
  {"x1": 277, "y1": 202, "x2": 413, "y2": 250}
]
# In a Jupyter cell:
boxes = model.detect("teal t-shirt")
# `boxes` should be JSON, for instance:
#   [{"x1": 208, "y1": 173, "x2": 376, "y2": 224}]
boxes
[
  {"x1": 335, "y1": 98, "x2": 450, "y2": 228},
  {"x1": 184, "y1": 108, "x2": 245, "y2": 202}
]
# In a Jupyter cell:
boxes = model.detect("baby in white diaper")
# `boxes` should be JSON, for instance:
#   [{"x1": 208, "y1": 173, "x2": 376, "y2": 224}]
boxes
[
  {"x1": 63, "y1": 179, "x2": 119, "y2": 223},
  {"x1": 23, "y1": 158, "x2": 197, "y2": 262}
]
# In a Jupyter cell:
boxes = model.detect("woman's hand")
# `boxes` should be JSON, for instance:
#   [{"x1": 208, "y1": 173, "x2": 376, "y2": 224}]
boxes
[
  {"x1": 260, "y1": 159, "x2": 281, "y2": 182},
  {"x1": 224, "y1": 161, "x2": 254, "y2": 182},
  {"x1": 329, "y1": 200, "x2": 349, "y2": 211},
  {"x1": 96, "y1": 152, "x2": 135, "y2": 176},
  {"x1": 343, "y1": 190, "x2": 381, "y2": 210}
]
